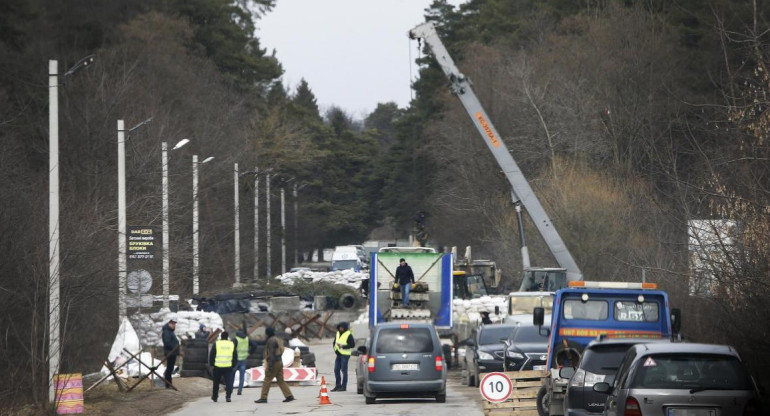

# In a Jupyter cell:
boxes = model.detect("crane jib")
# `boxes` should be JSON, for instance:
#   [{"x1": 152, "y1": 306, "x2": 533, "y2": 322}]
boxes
[{"x1": 475, "y1": 112, "x2": 500, "y2": 148}]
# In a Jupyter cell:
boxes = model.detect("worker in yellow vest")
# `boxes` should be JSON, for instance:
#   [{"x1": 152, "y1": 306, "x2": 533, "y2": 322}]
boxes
[
  {"x1": 234, "y1": 330, "x2": 256, "y2": 395},
  {"x1": 331, "y1": 322, "x2": 355, "y2": 391},
  {"x1": 208, "y1": 331, "x2": 238, "y2": 402}
]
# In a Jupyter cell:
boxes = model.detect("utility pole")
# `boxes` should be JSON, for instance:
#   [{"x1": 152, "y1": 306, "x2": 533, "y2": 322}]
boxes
[
  {"x1": 192, "y1": 155, "x2": 213, "y2": 296},
  {"x1": 161, "y1": 142, "x2": 170, "y2": 309},
  {"x1": 233, "y1": 163, "x2": 241, "y2": 286},
  {"x1": 253, "y1": 167, "x2": 259, "y2": 283},
  {"x1": 293, "y1": 183, "x2": 299, "y2": 266},
  {"x1": 266, "y1": 173, "x2": 272, "y2": 280},
  {"x1": 280, "y1": 186, "x2": 286, "y2": 275},
  {"x1": 48, "y1": 59, "x2": 60, "y2": 404},
  {"x1": 117, "y1": 120, "x2": 127, "y2": 323}
]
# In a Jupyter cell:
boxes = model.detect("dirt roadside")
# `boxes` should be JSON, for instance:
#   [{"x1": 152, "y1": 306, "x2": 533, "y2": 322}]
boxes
[{"x1": 82, "y1": 377, "x2": 211, "y2": 416}]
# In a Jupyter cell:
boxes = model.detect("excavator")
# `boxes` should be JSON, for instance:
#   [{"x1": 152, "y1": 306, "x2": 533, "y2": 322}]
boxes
[{"x1": 409, "y1": 22, "x2": 583, "y2": 292}]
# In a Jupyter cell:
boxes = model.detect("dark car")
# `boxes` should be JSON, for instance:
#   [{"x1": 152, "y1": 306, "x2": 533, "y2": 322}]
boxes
[
  {"x1": 562, "y1": 338, "x2": 669, "y2": 416},
  {"x1": 503, "y1": 325, "x2": 549, "y2": 372},
  {"x1": 594, "y1": 342, "x2": 761, "y2": 416},
  {"x1": 361, "y1": 322, "x2": 447, "y2": 404},
  {"x1": 465, "y1": 323, "x2": 517, "y2": 387}
]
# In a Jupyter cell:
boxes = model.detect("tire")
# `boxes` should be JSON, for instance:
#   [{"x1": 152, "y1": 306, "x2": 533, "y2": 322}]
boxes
[
  {"x1": 301, "y1": 353, "x2": 316, "y2": 367},
  {"x1": 474, "y1": 368, "x2": 480, "y2": 387},
  {"x1": 180, "y1": 369, "x2": 203, "y2": 378},
  {"x1": 339, "y1": 293, "x2": 357, "y2": 310},
  {"x1": 436, "y1": 393, "x2": 446, "y2": 403},
  {"x1": 357, "y1": 383, "x2": 363, "y2": 394},
  {"x1": 183, "y1": 362, "x2": 207, "y2": 371},
  {"x1": 467, "y1": 370, "x2": 475, "y2": 387},
  {"x1": 536, "y1": 385, "x2": 549, "y2": 416}
]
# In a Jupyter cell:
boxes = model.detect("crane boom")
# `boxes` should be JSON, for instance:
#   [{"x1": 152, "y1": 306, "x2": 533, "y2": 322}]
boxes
[{"x1": 409, "y1": 22, "x2": 582, "y2": 283}]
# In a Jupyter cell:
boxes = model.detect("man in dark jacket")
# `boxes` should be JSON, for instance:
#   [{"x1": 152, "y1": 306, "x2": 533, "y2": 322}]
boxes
[
  {"x1": 254, "y1": 327, "x2": 294, "y2": 403},
  {"x1": 209, "y1": 331, "x2": 238, "y2": 402},
  {"x1": 161, "y1": 318, "x2": 180, "y2": 388},
  {"x1": 332, "y1": 322, "x2": 355, "y2": 391},
  {"x1": 394, "y1": 258, "x2": 415, "y2": 307}
]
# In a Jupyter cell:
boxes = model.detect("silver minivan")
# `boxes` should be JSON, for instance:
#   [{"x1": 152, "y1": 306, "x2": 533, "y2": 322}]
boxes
[
  {"x1": 594, "y1": 342, "x2": 761, "y2": 416},
  {"x1": 361, "y1": 322, "x2": 447, "y2": 404}
]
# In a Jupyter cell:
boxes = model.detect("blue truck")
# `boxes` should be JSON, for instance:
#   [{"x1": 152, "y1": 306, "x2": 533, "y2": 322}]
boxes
[{"x1": 532, "y1": 281, "x2": 681, "y2": 416}]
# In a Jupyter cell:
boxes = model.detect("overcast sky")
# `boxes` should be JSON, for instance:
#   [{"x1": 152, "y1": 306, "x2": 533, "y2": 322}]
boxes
[{"x1": 257, "y1": 0, "x2": 466, "y2": 118}]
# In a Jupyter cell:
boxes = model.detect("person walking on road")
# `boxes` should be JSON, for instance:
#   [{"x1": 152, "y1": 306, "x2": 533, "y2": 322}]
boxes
[
  {"x1": 234, "y1": 329, "x2": 257, "y2": 395},
  {"x1": 161, "y1": 318, "x2": 180, "y2": 388},
  {"x1": 395, "y1": 258, "x2": 415, "y2": 307},
  {"x1": 332, "y1": 322, "x2": 355, "y2": 391},
  {"x1": 209, "y1": 331, "x2": 238, "y2": 402},
  {"x1": 254, "y1": 327, "x2": 295, "y2": 403}
]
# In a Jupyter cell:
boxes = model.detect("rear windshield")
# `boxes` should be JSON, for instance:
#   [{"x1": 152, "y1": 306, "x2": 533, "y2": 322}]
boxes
[
  {"x1": 333, "y1": 260, "x2": 358, "y2": 270},
  {"x1": 631, "y1": 353, "x2": 753, "y2": 390},
  {"x1": 375, "y1": 328, "x2": 434, "y2": 353},
  {"x1": 480, "y1": 326, "x2": 515, "y2": 345},
  {"x1": 512, "y1": 326, "x2": 549, "y2": 343},
  {"x1": 582, "y1": 344, "x2": 634, "y2": 375}
]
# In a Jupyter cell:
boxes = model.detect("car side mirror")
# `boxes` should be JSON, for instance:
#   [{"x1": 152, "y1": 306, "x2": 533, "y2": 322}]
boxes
[
  {"x1": 357, "y1": 345, "x2": 367, "y2": 354},
  {"x1": 533, "y1": 307, "x2": 545, "y2": 326},
  {"x1": 671, "y1": 308, "x2": 682, "y2": 334},
  {"x1": 559, "y1": 367, "x2": 576, "y2": 379},
  {"x1": 593, "y1": 382, "x2": 611, "y2": 394}
]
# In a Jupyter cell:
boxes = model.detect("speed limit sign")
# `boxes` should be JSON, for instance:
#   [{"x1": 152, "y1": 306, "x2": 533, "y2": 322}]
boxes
[{"x1": 479, "y1": 372, "x2": 512, "y2": 402}]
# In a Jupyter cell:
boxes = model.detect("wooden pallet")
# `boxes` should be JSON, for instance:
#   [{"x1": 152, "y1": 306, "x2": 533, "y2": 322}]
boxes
[{"x1": 481, "y1": 370, "x2": 547, "y2": 416}]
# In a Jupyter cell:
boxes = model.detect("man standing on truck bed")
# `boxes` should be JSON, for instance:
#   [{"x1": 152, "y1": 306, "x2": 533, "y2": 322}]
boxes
[{"x1": 395, "y1": 258, "x2": 415, "y2": 307}]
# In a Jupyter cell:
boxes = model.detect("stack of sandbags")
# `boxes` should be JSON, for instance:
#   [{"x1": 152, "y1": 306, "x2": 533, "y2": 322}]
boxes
[
  {"x1": 452, "y1": 295, "x2": 507, "y2": 324},
  {"x1": 275, "y1": 269, "x2": 368, "y2": 290},
  {"x1": 129, "y1": 309, "x2": 224, "y2": 347}
]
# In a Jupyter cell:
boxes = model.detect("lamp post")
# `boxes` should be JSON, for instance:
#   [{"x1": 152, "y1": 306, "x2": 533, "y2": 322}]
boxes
[
  {"x1": 280, "y1": 178, "x2": 294, "y2": 275},
  {"x1": 266, "y1": 173, "x2": 272, "y2": 280},
  {"x1": 253, "y1": 167, "x2": 259, "y2": 283},
  {"x1": 192, "y1": 155, "x2": 214, "y2": 296},
  {"x1": 233, "y1": 163, "x2": 241, "y2": 287},
  {"x1": 48, "y1": 55, "x2": 94, "y2": 403},
  {"x1": 293, "y1": 183, "x2": 305, "y2": 266},
  {"x1": 161, "y1": 139, "x2": 189, "y2": 310}
]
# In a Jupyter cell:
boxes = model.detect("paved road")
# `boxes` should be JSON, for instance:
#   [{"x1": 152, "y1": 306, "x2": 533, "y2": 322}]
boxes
[{"x1": 170, "y1": 338, "x2": 484, "y2": 415}]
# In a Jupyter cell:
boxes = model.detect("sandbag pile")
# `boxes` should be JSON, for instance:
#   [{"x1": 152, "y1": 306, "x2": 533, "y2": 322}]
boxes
[
  {"x1": 275, "y1": 269, "x2": 368, "y2": 290},
  {"x1": 129, "y1": 309, "x2": 224, "y2": 347},
  {"x1": 453, "y1": 296, "x2": 507, "y2": 324}
]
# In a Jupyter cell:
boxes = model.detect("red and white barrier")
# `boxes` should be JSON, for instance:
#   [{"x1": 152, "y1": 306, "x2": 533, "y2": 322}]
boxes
[{"x1": 245, "y1": 367, "x2": 316, "y2": 386}]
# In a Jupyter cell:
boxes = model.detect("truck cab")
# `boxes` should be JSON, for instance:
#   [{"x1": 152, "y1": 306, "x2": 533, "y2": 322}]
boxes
[
  {"x1": 533, "y1": 281, "x2": 680, "y2": 416},
  {"x1": 519, "y1": 268, "x2": 568, "y2": 292}
]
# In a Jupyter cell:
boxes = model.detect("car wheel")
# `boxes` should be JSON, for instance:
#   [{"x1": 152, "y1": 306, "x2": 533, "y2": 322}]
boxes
[
  {"x1": 536, "y1": 385, "x2": 549, "y2": 416},
  {"x1": 436, "y1": 393, "x2": 446, "y2": 403},
  {"x1": 467, "y1": 371, "x2": 475, "y2": 387},
  {"x1": 474, "y1": 368, "x2": 481, "y2": 387}
]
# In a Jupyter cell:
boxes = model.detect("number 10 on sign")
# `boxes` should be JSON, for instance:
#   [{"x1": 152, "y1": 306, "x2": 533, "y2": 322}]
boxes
[{"x1": 479, "y1": 372, "x2": 513, "y2": 403}]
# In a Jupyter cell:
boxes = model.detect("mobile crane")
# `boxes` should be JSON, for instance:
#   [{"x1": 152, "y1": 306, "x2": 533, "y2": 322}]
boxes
[{"x1": 408, "y1": 22, "x2": 583, "y2": 291}]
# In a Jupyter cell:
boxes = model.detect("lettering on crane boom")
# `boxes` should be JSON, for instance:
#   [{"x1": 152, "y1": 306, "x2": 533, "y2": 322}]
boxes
[{"x1": 475, "y1": 112, "x2": 500, "y2": 148}]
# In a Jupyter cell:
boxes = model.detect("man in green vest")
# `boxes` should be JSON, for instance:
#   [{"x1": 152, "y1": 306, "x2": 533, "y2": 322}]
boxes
[
  {"x1": 332, "y1": 322, "x2": 355, "y2": 391},
  {"x1": 254, "y1": 327, "x2": 295, "y2": 403},
  {"x1": 208, "y1": 331, "x2": 238, "y2": 402},
  {"x1": 234, "y1": 329, "x2": 257, "y2": 395}
]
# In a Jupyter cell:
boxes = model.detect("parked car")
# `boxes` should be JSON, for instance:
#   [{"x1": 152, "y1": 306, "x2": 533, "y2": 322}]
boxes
[
  {"x1": 593, "y1": 342, "x2": 761, "y2": 416},
  {"x1": 562, "y1": 338, "x2": 669, "y2": 416},
  {"x1": 361, "y1": 322, "x2": 447, "y2": 404},
  {"x1": 503, "y1": 325, "x2": 549, "y2": 372},
  {"x1": 353, "y1": 338, "x2": 371, "y2": 394},
  {"x1": 465, "y1": 323, "x2": 518, "y2": 387}
]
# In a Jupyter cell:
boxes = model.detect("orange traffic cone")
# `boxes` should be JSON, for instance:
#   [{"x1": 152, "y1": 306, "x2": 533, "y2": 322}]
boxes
[{"x1": 319, "y1": 376, "x2": 332, "y2": 405}]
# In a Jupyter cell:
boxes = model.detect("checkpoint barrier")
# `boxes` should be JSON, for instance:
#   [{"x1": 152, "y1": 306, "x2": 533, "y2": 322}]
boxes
[{"x1": 244, "y1": 367, "x2": 317, "y2": 387}]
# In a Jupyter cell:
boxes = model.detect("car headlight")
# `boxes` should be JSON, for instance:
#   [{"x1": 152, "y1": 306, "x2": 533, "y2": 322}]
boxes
[
  {"x1": 478, "y1": 351, "x2": 495, "y2": 360},
  {"x1": 507, "y1": 352, "x2": 524, "y2": 359}
]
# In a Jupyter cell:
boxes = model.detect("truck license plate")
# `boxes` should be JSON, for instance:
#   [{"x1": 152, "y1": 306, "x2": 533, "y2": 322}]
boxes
[
  {"x1": 533, "y1": 365, "x2": 546, "y2": 371},
  {"x1": 667, "y1": 408, "x2": 717, "y2": 416},
  {"x1": 392, "y1": 363, "x2": 419, "y2": 371}
]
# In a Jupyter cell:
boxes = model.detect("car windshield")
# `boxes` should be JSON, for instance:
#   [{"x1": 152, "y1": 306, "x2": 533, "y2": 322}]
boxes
[
  {"x1": 376, "y1": 328, "x2": 434, "y2": 353},
  {"x1": 480, "y1": 326, "x2": 515, "y2": 345},
  {"x1": 631, "y1": 353, "x2": 753, "y2": 390},
  {"x1": 512, "y1": 326, "x2": 548, "y2": 343},
  {"x1": 582, "y1": 344, "x2": 634, "y2": 375},
  {"x1": 333, "y1": 260, "x2": 358, "y2": 270}
]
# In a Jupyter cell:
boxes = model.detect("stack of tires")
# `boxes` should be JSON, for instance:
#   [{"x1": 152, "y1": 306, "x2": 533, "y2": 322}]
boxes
[{"x1": 181, "y1": 338, "x2": 209, "y2": 378}]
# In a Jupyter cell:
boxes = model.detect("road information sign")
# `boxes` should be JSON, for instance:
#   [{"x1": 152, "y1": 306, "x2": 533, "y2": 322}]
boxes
[
  {"x1": 128, "y1": 226, "x2": 156, "y2": 260},
  {"x1": 479, "y1": 372, "x2": 512, "y2": 403}
]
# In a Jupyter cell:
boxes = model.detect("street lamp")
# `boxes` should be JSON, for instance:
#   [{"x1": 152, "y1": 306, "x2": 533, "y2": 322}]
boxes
[
  {"x1": 233, "y1": 163, "x2": 241, "y2": 287},
  {"x1": 192, "y1": 155, "x2": 214, "y2": 296},
  {"x1": 293, "y1": 183, "x2": 306, "y2": 266},
  {"x1": 118, "y1": 117, "x2": 152, "y2": 325},
  {"x1": 280, "y1": 177, "x2": 294, "y2": 275},
  {"x1": 162, "y1": 138, "x2": 189, "y2": 309},
  {"x1": 49, "y1": 55, "x2": 94, "y2": 403}
]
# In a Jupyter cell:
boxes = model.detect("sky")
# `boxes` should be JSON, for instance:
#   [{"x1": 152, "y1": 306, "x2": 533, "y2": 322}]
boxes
[{"x1": 257, "y1": 0, "x2": 467, "y2": 118}]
